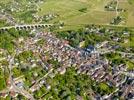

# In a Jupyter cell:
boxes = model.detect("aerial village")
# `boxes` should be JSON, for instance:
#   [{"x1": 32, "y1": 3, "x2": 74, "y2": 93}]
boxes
[
  {"x1": 0, "y1": 0, "x2": 134, "y2": 100},
  {"x1": 0, "y1": 26, "x2": 133, "y2": 100}
]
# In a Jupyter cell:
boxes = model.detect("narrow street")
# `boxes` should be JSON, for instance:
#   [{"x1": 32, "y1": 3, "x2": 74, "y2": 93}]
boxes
[{"x1": 8, "y1": 55, "x2": 35, "y2": 100}]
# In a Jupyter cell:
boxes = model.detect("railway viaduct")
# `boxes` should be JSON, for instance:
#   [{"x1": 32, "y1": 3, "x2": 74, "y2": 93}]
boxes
[{"x1": 0, "y1": 24, "x2": 54, "y2": 31}]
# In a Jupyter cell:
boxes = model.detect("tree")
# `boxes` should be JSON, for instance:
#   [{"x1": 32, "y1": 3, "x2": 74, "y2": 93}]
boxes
[{"x1": 8, "y1": 28, "x2": 19, "y2": 38}]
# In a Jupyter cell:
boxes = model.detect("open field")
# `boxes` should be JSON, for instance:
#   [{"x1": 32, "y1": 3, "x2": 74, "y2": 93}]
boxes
[
  {"x1": 36, "y1": 0, "x2": 134, "y2": 30},
  {"x1": 38, "y1": 0, "x2": 115, "y2": 27}
]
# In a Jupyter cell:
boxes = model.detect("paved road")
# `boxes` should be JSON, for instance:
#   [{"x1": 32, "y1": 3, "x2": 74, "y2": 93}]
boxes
[
  {"x1": 36, "y1": 68, "x2": 53, "y2": 84},
  {"x1": 8, "y1": 55, "x2": 35, "y2": 100},
  {"x1": 120, "y1": 71, "x2": 134, "y2": 78},
  {"x1": 30, "y1": 68, "x2": 53, "y2": 90},
  {"x1": 98, "y1": 48, "x2": 134, "y2": 56}
]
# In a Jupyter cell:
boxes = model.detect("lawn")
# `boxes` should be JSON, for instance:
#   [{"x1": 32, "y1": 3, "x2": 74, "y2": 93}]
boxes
[{"x1": 127, "y1": 61, "x2": 134, "y2": 70}]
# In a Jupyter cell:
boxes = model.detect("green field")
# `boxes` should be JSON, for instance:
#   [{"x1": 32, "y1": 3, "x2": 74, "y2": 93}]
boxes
[
  {"x1": 38, "y1": 0, "x2": 115, "y2": 28},
  {"x1": 37, "y1": 0, "x2": 134, "y2": 29}
]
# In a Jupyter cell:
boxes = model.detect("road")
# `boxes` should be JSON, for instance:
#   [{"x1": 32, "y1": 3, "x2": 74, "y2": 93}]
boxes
[
  {"x1": 98, "y1": 48, "x2": 134, "y2": 56},
  {"x1": 35, "y1": 68, "x2": 53, "y2": 84},
  {"x1": 30, "y1": 68, "x2": 54, "y2": 90},
  {"x1": 116, "y1": 0, "x2": 119, "y2": 17},
  {"x1": 8, "y1": 55, "x2": 35, "y2": 100},
  {"x1": 120, "y1": 71, "x2": 134, "y2": 78}
]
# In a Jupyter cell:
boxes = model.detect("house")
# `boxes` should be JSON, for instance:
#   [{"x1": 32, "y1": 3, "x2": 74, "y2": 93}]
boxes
[
  {"x1": 33, "y1": 72, "x2": 38, "y2": 77},
  {"x1": 76, "y1": 96, "x2": 83, "y2": 100},
  {"x1": 57, "y1": 67, "x2": 66, "y2": 75},
  {"x1": 0, "y1": 93, "x2": 8, "y2": 98},
  {"x1": 127, "y1": 92, "x2": 134, "y2": 99},
  {"x1": 18, "y1": 37, "x2": 24, "y2": 43},
  {"x1": 112, "y1": 45, "x2": 120, "y2": 49},
  {"x1": 49, "y1": 72, "x2": 55, "y2": 78},
  {"x1": 31, "y1": 63, "x2": 37, "y2": 68},
  {"x1": 123, "y1": 32, "x2": 129, "y2": 35},
  {"x1": 113, "y1": 37, "x2": 119, "y2": 42},
  {"x1": 6, "y1": 79, "x2": 11, "y2": 88},
  {"x1": 16, "y1": 82, "x2": 24, "y2": 88},
  {"x1": 85, "y1": 45, "x2": 95, "y2": 53},
  {"x1": 124, "y1": 39, "x2": 128, "y2": 43},
  {"x1": 30, "y1": 85, "x2": 40, "y2": 92},
  {"x1": 45, "y1": 84, "x2": 51, "y2": 90},
  {"x1": 63, "y1": 40, "x2": 69, "y2": 46},
  {"x1": 10, "y1": 91, "x2": 18, "y2": 98},
  {"x1": 79, "y1": 41, "x2": 85, "y2": 48},
  {"x1": 40, "y1": 80, "x2": 45, "y2": 85}
]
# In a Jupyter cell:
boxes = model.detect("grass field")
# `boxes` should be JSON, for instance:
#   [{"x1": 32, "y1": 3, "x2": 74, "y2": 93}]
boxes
[
  {"x1": 36, "y1": 0, "x2": 134, "y2": 30},
  {"x1": 38, "y1": 0, "x2": 115, "y2": 27}
]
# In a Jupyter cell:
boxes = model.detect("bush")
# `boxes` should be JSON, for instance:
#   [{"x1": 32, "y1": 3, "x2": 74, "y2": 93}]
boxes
[{"x1": 78, "y1": 8, "x2": 87, "y2": 12}]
